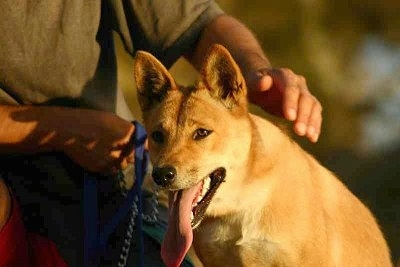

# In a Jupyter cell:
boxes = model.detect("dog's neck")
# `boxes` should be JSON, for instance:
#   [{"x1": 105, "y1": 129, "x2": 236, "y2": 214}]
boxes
[{"x1": 245, "y1": 114, "x2": 289, "y2": 179}]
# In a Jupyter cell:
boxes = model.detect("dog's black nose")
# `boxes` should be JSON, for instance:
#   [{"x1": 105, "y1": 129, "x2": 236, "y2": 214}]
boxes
[{"x1": 152, "y1": 165, "x2": 176, "y2": 187}]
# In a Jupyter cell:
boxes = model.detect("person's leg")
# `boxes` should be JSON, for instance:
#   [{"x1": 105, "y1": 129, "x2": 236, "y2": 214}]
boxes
[
  {"x1": 0, "y1": 178, "x2": 67, "y2": 267},
  {"x1": 0, "y1": 178, "x2": 30, "y2": 267},
  {"x1": 0, "y1": 179, "x2": 11, "y2": 231},
  {"x1": 3, "y1": 153, "x2": 83, "y2": 266}
]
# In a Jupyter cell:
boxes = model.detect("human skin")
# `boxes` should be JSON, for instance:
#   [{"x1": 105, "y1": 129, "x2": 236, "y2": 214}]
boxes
[
  {"x1": 0, "y1": 179, "x2": 11, "y2": 230},
  {"x1": 0, "y1": 105, "x2": 135, "y2": 174}
]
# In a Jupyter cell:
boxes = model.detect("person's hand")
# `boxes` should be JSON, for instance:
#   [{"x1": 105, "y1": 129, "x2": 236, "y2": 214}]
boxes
[
  {"x1": 58, "y1": 109, "x2": 136, "y2": 174},
  {"x1": 246, "y1": 68, "x2": 322, "y2": 143}
]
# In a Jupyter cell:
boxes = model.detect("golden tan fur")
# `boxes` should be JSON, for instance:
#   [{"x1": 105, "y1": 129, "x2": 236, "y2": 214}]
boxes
[{"x1": 134, "y1": 45, "x2": 392, "y2": 267}]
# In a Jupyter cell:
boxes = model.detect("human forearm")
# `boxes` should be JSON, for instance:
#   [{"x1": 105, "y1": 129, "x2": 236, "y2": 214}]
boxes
[
  {"x1": 0, "y1": 105, "x2": 135, "y2": 173},
  {"x1": 187, "y1": 15, "x2": 270, "y2": 80},
  {"x1": 0, "y1": 105, "x2": 60, "y2": 154}
]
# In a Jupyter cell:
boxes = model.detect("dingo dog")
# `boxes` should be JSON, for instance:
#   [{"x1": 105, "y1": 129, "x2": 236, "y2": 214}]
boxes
[{"x1": 134, "y1": 44, "x2": 392, "y2": 267}]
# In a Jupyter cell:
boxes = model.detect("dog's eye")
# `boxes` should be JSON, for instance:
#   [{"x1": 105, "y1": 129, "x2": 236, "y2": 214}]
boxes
[
  {"x1": 193, "y1": 128, "x2": 212, "y2": 140},
  {"x1": 151, "y1": 131, "x2": 164, "y2": 144}
]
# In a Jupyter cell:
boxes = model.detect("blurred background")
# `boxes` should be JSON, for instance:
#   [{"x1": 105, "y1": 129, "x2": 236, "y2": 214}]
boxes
[{"x1": 116, "y1": 0, "x2": 400, "y2": 263}]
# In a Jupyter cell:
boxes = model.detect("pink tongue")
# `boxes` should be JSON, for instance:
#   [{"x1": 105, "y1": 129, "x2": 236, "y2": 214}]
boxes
[{"x1": 161, "y1": 185, "x2": 200, "y2": 267}]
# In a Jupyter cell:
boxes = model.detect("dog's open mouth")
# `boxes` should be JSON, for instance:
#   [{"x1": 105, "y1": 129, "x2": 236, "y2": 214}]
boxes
[
  {"x1": 161, "y1": 167, "x2": 226, "y2": 267},
  {"x1": 190, "y1": 167, "x2": 226, "y2": 228}
]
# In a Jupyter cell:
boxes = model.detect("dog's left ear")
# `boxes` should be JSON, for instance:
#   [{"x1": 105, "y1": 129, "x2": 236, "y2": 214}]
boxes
[
  {"x1": 202, "y1": 44, "x2": 247, "y2": 109},
  {"x1": 134, "y1": 51, "x2": 177, "y2": 111}
]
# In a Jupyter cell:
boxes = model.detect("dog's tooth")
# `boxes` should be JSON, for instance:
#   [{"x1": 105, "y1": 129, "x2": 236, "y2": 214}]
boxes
[
  {"x1": 201, "y1": 185, "x2": 208, "y2": 198},
  {"x1": 196, "y1": 194, "x2": 203, "y2": 204},
  {"x1": 206, "y1": 177, "x2": 211, "y2": 188},
  {"x1": 201, "y1": 177, "x2": 211, "y2": 197},
  {"x1": 190, "y1": 211, "x2": 194, "y2": 222}
]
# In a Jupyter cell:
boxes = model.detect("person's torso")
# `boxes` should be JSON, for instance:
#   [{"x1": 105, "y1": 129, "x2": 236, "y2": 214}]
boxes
[
  {"x1": 0, "y1": 0, "x2": 134, "y2": 119},
  {"x1": 0, "y1": 1, "x2": 100, "y2": 104}
]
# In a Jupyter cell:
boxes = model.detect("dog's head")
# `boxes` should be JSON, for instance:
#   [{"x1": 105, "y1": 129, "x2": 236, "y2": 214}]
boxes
[{"x1": 134, "y1": 44, "x2": 253, "y2": 266}]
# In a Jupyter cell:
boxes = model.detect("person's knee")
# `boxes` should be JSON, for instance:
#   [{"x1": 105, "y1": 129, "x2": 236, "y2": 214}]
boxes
[{"x1": 0, "y1": 178, "x2": 11, "y2": 230}]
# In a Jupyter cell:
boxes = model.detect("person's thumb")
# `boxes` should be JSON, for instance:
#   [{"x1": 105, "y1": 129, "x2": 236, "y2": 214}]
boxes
[
  {"x1": 256, "y1": 74, "x2": 273, "y2": 92},
  {"x1": 246, "y1": 68, "x2": 273, "y2": 92}
]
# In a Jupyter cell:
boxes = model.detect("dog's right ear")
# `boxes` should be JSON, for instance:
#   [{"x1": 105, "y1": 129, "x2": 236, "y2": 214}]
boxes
[
  {"x1": 202, "y1": 44, "x2": 247, "y2": 110},
  {"x1": 134, "y1": 51, "x2": 177, "y2": 111}
]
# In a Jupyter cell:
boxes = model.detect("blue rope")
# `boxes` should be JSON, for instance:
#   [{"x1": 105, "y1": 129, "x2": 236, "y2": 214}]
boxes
[
  {"x1": 133, "y1": 121, "x2": 148, "y2": 267},
  {"x1": 84, "y1": 121, "x2": 148, "y2": 267}
]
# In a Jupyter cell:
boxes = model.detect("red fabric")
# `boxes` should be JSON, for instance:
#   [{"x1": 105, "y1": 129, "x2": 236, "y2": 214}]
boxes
[{"x1": 0, "y1": 196, "x2": 67, "y2": 267}]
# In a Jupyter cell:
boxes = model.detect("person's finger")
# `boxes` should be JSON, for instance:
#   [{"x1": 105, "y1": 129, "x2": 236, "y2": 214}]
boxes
[
  {"x1": 120, "y1": 158, "x2": 129, "y2": 170},
  {"x1": 117, "y1": 144, "x2": 135, "y2": 170},
  {"x1": 294, "y1": 92, "x2": 314, "y2": 136},
  {"x1": 246, "y1": 68, "x2": 273, "y2": 92},
  {"x1": 283, "y1": 85, "x2": 300, "y2": 121},
  {"x1": 126, "y1": 150, "x2": 135, "y2": 164},
  {"x1": 306, "y1": 100, "x2": 323, "y2": 143},
  {"x1": 287, "y1": 74, "x2": 309, "y2": 121},
  {"x1": 118, "y1": 127, "x2": 136, "y2": 161},
  {"x1": 256, "y1": 74, "x2": 273, "y2": 92}
]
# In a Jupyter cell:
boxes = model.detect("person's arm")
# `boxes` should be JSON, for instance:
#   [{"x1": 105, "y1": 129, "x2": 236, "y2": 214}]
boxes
[
  {"x1": 187, "y1": 15, "x2": 322, "y2": 143},
  {"x1": 0, "y1": 105, "x2": 135, "y2": 174}
]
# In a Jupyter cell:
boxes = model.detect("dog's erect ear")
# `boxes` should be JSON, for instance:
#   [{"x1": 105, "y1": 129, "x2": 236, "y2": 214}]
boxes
[
  {"x1": 202, "y1": 44, "x2": 247, "y2": 109},
  {"x1": 134, "y1": 51, "x2": 177, "y2": 111}
]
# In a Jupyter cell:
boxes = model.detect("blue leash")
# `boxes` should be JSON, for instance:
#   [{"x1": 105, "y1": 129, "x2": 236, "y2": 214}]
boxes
[{"x1": 84, "y1": 121, "x2": 148, "y2": 267}]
